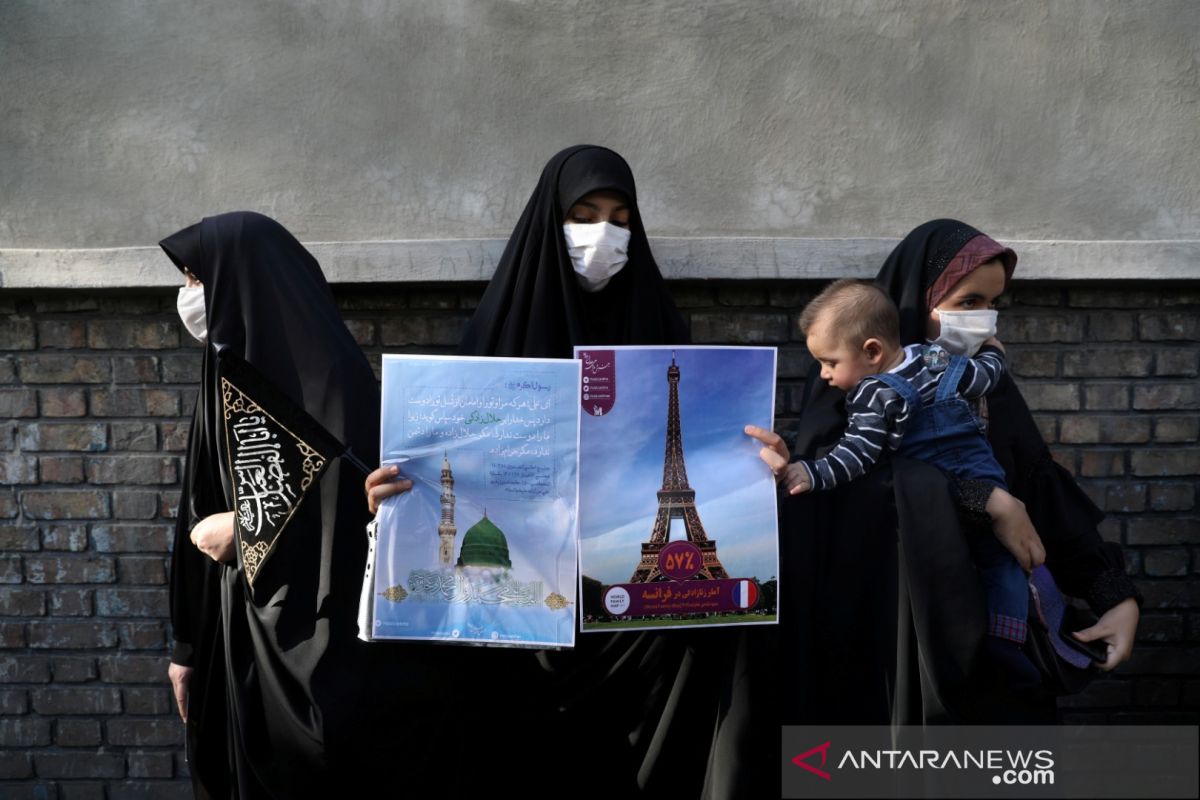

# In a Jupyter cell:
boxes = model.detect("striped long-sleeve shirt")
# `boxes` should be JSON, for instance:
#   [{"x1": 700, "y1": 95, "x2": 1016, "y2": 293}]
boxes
[{"x1": 799, "y1": 343, "x2": 1006, "y2": 491}]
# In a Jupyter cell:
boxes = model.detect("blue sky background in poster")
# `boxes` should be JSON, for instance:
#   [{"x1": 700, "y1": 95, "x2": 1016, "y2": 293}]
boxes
[
  {"x1": 577, "y1": 346, "x2": 778, "y2": 587},
  {"x1": 371, "y1": 356, "x2": 580, "y2": 647}
]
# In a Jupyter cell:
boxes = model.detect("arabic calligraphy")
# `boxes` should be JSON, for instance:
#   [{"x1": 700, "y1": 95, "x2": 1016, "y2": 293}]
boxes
[
  {"x1": 406, "y1": 569, "x2": 543, "y2": 606},
  {"x1": 230, "y1": 414, "x2": 299, "y2": 537},
  {"x1": 581, "y1": 353, "x2": 611, "y2": 375}
]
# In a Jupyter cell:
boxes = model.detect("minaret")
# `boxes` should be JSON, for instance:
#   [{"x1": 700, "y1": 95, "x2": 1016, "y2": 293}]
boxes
[{"x1": 438, "y1": 453, "x2": 457, "y2": 566}]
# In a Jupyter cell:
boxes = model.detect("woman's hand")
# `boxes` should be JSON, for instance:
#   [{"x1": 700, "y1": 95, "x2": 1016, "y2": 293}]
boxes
[
  {"x1": 190, "y1": 511, "x2": 236, "y2": 563},
  {"x1": 168, "y1": 662, "x2": 192, "y2": 722},
  {"x1": 1072, "y1": 597, "x2": 1139, "y2": 672},
  {"x1": 744, "y1": 425, "x2": 790, "y2": 481},
  {"x1": 364, "y1": 465, "x2": 413, "y2": 515}
]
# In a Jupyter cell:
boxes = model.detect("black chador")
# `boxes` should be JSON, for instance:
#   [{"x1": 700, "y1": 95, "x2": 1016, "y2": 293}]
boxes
[
  {"x1": 458, "y1": 146, "x2": 776, "y2": 798},
  {"x1": 459, "y1": 144, "x2": 688, "y2": 357},
  {"x1": 781, "y1": 219, "x2": 1140, "y2": 725},
  {"x1": 163, "y1": 212, "x2": 455, "y2": 797}
]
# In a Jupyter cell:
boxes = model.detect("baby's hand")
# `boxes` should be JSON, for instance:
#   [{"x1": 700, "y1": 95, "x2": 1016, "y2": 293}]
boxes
[
  {"x1": 783, "y1": 463, "x2": 813, "y2": 495},
  {"x1": 745, "y1": 424, "x2": 790, "y2": 479},
  {"x1": 986, "y1": 488, "x2": 1045, "y2": 571}
]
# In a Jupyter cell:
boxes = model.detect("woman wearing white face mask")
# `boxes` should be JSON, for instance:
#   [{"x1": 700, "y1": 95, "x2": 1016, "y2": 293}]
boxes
[
  {"x1": 753, "y1": 219, "x2": 1141, "y2": 726},
  {"x1": 455, "y1": 144, "x2": 689, "y2": 358},
  {"x1": 365, "y1": 147, "x2": 772, "y2": 797},
  {"x1": 926, "y1": 257, "x2": 1003, "y2": 355},
  {"x1": 562, "y1": 190, "x2": 632, "y2": 292},
  {"x1": 161, "y1": 212, "x2": 447, "y2": 797},
  {"x1": 176, "y1": 269, "x2": 207, "y2": 343}
]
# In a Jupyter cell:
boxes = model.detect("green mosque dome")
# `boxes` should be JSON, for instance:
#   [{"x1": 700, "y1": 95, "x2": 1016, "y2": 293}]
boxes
[{"x1": 456, "y1": 513, "x2": 512, "y2": 569}]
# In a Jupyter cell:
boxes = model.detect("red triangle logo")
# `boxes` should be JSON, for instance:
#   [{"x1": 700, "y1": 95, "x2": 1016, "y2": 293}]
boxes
[{"x1": 791, "y1": 741, "x2": 832, "y2": 781}]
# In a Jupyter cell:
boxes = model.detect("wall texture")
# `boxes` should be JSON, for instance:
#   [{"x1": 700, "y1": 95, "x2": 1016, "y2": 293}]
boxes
[
  {"x1": 3, "y1": 0, "x2": 1200, "y2": 250},
  {"x1": 0, "y1": 280, "x2": 1198, "y2": 795},
  {"x1": 2, "y1": 1, "x2": 1200, "y2": 795}
]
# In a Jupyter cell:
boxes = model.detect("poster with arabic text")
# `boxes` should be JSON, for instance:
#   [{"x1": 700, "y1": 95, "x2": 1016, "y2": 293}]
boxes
[{"x1": 359, "y1": 355, "x2": 580, "y2": 648}]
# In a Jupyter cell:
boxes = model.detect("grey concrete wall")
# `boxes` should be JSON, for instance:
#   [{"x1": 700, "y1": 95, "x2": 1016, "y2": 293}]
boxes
[{"x1": 2, "y1": 0, "x2": 1199, "y2": 281}]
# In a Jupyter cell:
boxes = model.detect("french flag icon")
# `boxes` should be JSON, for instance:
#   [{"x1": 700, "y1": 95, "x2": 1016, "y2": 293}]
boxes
[{"x1": 733, "y1": 579, "x2": 758, "y2": 610}]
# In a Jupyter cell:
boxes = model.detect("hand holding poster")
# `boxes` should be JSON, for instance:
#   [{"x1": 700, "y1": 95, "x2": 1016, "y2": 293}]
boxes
[
  {"x1": 574, "y1": 345, "x2": 779, "y2": 632},
  {"x1": 360, "y1": 355, "x2": 581, "y2": 648}
]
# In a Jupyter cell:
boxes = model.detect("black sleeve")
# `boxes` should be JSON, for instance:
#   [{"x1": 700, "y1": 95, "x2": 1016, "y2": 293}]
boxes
[
  {"x1": 169, "y1": 489, "x2": 223, "y2": 666},
  {"x1": 169, "y1": 533, "x2": 210, "y2": 665},
  {"x1": 986, "y1": 373, "x2": 1142, "y2": 615},
  {"x1": 169, "y1": 393, "x2": 228, "y2": 667}
]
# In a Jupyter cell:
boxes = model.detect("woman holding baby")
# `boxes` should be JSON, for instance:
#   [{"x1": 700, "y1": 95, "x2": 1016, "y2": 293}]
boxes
[{"x1": 750, "y1": 219, "x2": 1141, "y2": 724}]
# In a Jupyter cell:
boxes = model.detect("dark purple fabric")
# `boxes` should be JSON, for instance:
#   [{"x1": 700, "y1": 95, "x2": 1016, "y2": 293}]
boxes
[{"x1": 1029, "y1": 566, "x2": 1094, "y2": 669}]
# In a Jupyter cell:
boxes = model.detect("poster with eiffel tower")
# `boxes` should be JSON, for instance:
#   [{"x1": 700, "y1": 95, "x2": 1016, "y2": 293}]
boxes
[{"x1": 574, "y1": 345, "x2": 779, "y2": 632}]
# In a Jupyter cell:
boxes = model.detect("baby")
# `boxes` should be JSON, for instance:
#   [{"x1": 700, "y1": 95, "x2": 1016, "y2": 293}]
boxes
[{"x1": 785, "y1": 278, "x2": 1041, "y2": 684}]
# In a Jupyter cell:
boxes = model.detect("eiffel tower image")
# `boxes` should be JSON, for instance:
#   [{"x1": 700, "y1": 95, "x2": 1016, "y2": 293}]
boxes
[{"x1": 630, "y1": 353, "x2": 729, "y2": 583}]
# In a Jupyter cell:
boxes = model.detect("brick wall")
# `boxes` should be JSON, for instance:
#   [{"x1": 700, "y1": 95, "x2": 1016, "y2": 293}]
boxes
[{"x1": 1, "y1": 280, "x2": 1197, "y2": 795}]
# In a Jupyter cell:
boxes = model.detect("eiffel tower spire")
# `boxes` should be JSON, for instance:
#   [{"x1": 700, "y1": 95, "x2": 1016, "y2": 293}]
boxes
[
  {"x1": 659, "y1": 352, "x2": 692, "y2": 491},
  {"x1": 629, "y1": 353, "x2": 729, "y2": 583}
]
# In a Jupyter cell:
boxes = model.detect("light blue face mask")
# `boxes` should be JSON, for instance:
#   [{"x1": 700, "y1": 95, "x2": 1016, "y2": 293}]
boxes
[{"x1": 176, "y1": 285, "x2": 208, "y2": 343}]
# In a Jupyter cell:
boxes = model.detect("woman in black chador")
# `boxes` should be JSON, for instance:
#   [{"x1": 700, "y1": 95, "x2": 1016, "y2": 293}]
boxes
[
  {"x1": 164, "y1": 212, "x2": 451, "y2": 797},
  {"x1": 458, "y1": 144, "x2": 689, "y2": 356},
  {"x1": 758, "y1": 219, "x2": 1141, "y2": 724},
  {"x1": 367, "y1": 145, "x2": 774, "y2": 797}
]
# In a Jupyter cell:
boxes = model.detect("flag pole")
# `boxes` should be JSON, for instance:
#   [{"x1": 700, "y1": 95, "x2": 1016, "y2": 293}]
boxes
[{"x1": 341, "y1": 447, "x2": 372, "y2": 477}]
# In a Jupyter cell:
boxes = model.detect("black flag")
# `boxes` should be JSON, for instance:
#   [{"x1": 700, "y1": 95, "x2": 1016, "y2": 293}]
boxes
[{"x1": 218, "y1": 350, "x2": 369, "y2": 587}]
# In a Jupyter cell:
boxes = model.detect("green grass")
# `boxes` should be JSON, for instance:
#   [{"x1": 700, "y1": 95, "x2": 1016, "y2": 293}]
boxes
[{"x1": 583, "y1": 613, "x2": 777, "y2": 630}]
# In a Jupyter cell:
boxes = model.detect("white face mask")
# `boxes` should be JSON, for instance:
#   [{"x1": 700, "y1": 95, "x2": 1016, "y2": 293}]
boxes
[
  {"x1": 562, "y1": 222, "x2": 631, "y2": 292},
  {"x1": 932, "y1": 308, "x2": 997, "y2": 356},
  {"x1": 177, "y1": 285, "x2": 208, "y2": 343}
]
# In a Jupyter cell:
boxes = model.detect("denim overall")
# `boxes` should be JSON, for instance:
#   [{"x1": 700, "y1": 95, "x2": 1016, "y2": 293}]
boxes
[{"x1": 874, "y1": 354, "x2": 1029, "y2": 642}]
